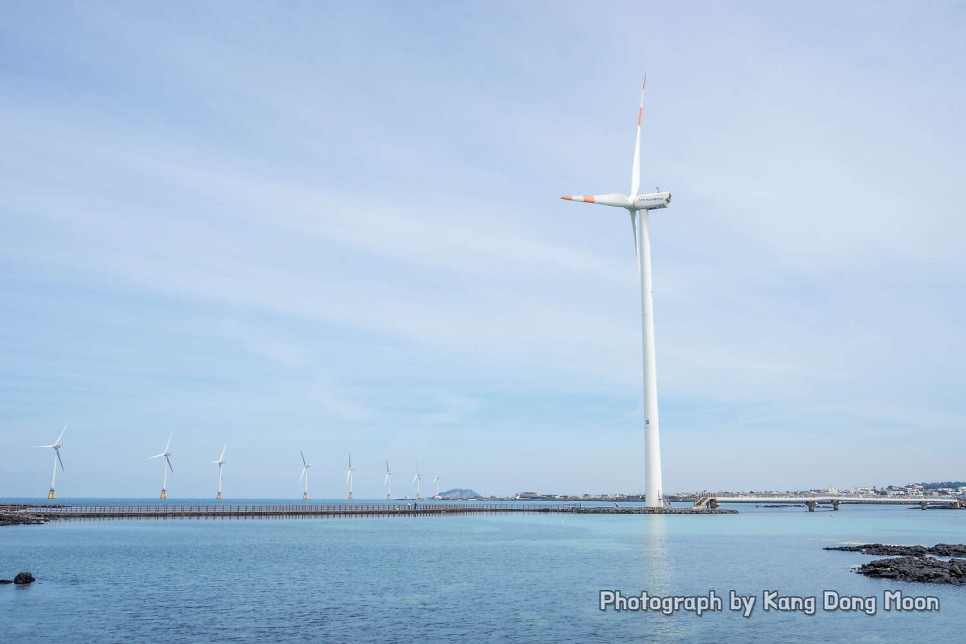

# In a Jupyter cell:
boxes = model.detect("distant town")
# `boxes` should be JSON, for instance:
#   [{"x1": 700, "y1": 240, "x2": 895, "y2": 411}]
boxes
[{"x1": 504, "y1": 482, "x2": 966, "y2": 502}]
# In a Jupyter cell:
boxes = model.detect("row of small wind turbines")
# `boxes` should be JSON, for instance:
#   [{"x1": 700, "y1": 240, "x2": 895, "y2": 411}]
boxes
[{"x1": 35, "y1": 424, "x2": 442, "y2": 501}]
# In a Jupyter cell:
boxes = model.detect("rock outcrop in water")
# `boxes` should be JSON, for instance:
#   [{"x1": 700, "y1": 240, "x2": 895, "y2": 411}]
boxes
[
  {"x1": 13, "y1": 572, "x2": 35, "y2": 585},
  {"x1": 826, "y1": 542, "x2": 966, "y2": 585},
  {"x1": 857, "y1": 557, "x2": 966, "y2": 585},
  {"x1": 825, "y1": 543, "x2": 966, "y2": 557},
  {"x1": 0, "y1": 512, "x2": 45, "y2": 527}
]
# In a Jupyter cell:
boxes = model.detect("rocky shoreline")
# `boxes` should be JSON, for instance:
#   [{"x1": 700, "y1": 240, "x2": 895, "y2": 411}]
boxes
[
  {"x1": 0, "y1": 512, "x2": 46, "y2": 527},
  {"x1": 825, "y1": 543, "x2": 966, "y2": 557},
  {"x1": 827, "y1": 542, "x2": 966, "y2": 585},
  {"x1": 856, "y1": 557, "x2": 966, "y2": 585},
  {"x1": 559, "y1": 507, "x2": 738, "y2": 515}
]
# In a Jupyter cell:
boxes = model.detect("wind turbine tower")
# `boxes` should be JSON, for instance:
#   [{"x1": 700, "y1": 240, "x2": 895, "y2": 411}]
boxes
[
  {"x1": 299, "y1": 451, "x2": 311, "y2": 500},
  {"x1": 148, "y1": 434, "x2": 174, "y2": 500},
  {"x1": 561, "y1": 76, "x2": 672, "y2": 508},
  {"x1": 213, "y1": 445, "x2": 226, "y2": 500},
  {"x1": 346, "y1": 454, "x2": 355, "y2": 500},
  {"x1": 385, "y1": 460, "x2": 392, "y2": 500},
  {"x1": 413, "y1": 463, "x2": 422, "y2": 500},
  {"x1": 35, "y1": 422, "x2": 69, "y2": 499},
  {"x1": 433, "y1": 472, "x2": 441, "y2": 499}
]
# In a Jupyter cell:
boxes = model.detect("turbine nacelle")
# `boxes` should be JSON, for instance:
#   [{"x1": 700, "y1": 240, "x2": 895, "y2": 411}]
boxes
[{"x1": 560, "y1": 191, "x2": 671, "y2": 211}]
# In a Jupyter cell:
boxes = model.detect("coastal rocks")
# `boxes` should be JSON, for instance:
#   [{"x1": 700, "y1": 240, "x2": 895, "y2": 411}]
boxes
[
  {"x1": 857, "y1": 557, "x2": 966, "y2": 585},
  {"x1": 0, "y1": 512, "x2": 46, "y2": 527},
  {"x1": 558, "y1": 507, "x2": 738, "y2": 515},
  {"x1": 1, "y1": 572, "x2": 35, "y2": 585},
  {"x1": 825, "y1": 543, "x2": 966, "y2": 557}
]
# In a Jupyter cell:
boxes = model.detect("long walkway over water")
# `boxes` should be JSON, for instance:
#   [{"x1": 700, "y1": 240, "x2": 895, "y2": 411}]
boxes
[{"x1": 4, "y1": 502, "x2": 734, "y2": 520}]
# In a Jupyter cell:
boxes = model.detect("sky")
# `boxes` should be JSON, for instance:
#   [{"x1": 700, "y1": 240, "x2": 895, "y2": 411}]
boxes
[{"x1": 1, "y1": 1, "x2": 964, "y2": 499}]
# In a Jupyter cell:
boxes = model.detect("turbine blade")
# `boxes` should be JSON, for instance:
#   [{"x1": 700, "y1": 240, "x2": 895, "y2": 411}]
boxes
[
  {"x1": 164, "y1": 433, "x2": 172, "y2": 453},
  {"x1": 165, "y1": 455, "x2": 174, "y2": 472},
  {"x1": 384, "y1": 473, "x2": 390, "y2": 485},
  {"x1": 301, "y1": 450, "x2": 307, "y2": 467},
  {"x1": 346, "y1": 470, "x2": 351, "y2": 484},
  {"x1": 386, "y1": 460, "x2": 390, "y2": 473},
  {"x1": 299, "y1": 466, "x2": 306, "y2": 482},
  {"x1": 147, "y1": 453, "x2": 164, "y2": 460},
  {"x1": 55, "y1": 422, "x2": 69, "y2": 445},
  {"x1": 56, "y1": 448, "x2": 65, "y2": 472},
  {"x1": 560, "y1": 193, "x2": 632, "y2": 208},
  {"x1": 219, "y1": 445, "x2": 226, "y2": 462},
  {"x1": 631, "y1": 75, "x2": 645, "y2": 197},
  {"x1": 348, "y1": 454, "x2": 352, "y2": 469},
  {"x1": 35, "y1": 444, "x2": 55, "y2": 448}
]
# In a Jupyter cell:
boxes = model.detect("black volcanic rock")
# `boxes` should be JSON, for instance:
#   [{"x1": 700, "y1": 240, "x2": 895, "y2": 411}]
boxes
[
  {"x1": 857, "y1": 557, "x2": 966, "y2": 585},
  {"x1": 13, "y1": 572, "x2": 35, "y2": 585},
  {"x1": 0, "y1": 580, "x2": 11, "y2": 584},
  {"x1": 825, "y1": 543, "x2": 966, "y2": 557}
]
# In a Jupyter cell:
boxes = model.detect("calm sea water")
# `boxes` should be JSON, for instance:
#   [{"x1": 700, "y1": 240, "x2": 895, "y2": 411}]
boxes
[{"x1": 2, "y1": 500, "x2": 965, "y2": 642}]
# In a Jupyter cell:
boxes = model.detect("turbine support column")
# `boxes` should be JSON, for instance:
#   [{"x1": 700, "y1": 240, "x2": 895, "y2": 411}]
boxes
[
  {"x1": 636, "y1": 209, "x2": 664, "y2": 508},
  {"x1": 160, "y1": 488, "x2": 167, "y2": 500},
  {"x1": 48, "y1": 488, "x2": 55, "y2": 500}
]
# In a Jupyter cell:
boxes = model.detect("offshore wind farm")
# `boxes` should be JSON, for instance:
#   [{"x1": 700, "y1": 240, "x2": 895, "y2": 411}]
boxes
[{"x1": 3, "y1": 4, "x2": 964, "y2": 643}]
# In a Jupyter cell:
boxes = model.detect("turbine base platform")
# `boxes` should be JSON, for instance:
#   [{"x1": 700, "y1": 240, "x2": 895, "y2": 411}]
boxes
[
  {"x1": 302, "y1": 492, "x2": 308, "y2": 500},
  {"x1": 160, "y1": 488, "x2": 167, "y2": 500},
  {"x1": 348, "y1": 492, "x2": 353, "y2": 500},
  {"x1": 216, "y1": 492, "x2": 222, "y2": 500},
  {"x1": 47, "y1": 488, "x2": 55, "y2": 500}
]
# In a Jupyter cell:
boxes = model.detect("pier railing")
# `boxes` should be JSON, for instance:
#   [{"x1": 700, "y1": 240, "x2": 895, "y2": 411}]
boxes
[{"x1": 18, "y1": 502, "x2": 584, "y2": 520}]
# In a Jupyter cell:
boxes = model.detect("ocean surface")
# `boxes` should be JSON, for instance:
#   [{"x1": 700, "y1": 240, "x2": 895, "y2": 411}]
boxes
[{"x1": 2, "y1": 500, "x2": 965, "y2": 642}]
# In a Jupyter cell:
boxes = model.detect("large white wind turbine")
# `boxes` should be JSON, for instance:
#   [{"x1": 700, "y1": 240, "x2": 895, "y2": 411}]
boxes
[
  {"x1": 299, "y1": 451, "x2": 311, "y2": 500},
  {"x1": 433, "y1": 472, "x2": 440, "y2": 499},
  {"x1": 346, "y1": 454, "x2": 355, "y2": 500},
  {"x1": 384, "y1": 460, "x2": 392, "y2": 500},
  {"x1": 561, "y1": 76, "x2": 672, "y2": 508},
  {"x1": 413, "y1": 463, "x2": 422, "y2": 500},
  {"x1": 35, "y1": 422, "x2": 68, "y2": 499},
  {"x1": 147, "y1": 433, "x2": 174, "y2": 500},
  {"x1": 213, "y1": 445, "x2": 227, "y2": 500}
]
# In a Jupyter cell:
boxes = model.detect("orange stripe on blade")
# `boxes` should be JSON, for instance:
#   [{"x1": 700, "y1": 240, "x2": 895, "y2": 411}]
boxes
[
  {"x1": 584, "y1": 195, "x2": 595, "y2": 203},
  {"x1": 561, "y1": 196, "x2": 573, "y2": 201},
  {"x1": 638, "y1": 107, "x2": 642, "y2": 126}
]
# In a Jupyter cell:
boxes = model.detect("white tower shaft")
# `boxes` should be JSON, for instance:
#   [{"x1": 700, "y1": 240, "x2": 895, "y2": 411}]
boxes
[
  {"x1": 635, "y1": 210, "x2": 663, "y2": 507},
  {"x1": 49, "y1": 451, "x2": 58, "y2": 492}
]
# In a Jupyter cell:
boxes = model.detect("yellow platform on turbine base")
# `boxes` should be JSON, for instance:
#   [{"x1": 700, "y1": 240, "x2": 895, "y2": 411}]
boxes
[
  {"x1": 160, "y1": 488, "x2": 167, "y2": 500},
  {"x1": 216, "y1": 492, "x2": 222, "y2": 500},
  {"x1": 348, "y1": 492, "x2": 353, "y2": 500},
  {"x1": 303, "y1": 492, "x2": 308, "y2": 500},
  {"x1": 47, "y1": 488, "x2": 55, "y2": 500}
]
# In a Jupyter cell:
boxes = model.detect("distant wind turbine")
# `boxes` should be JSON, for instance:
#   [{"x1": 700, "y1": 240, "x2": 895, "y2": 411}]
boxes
[
  {"x1": 384, "y1": 460, "x2": 392, "y2": 500},
  {"x1": 560, "y1": 75, "x2": 672, "y2": 508},
  {"x1": 299, "y1": 451, "x2": 311, "y2": 500},
  {"x1": 346, "y1": 454, "x2": 355, "y2": 500},
  {"x1": 433, "y1": 472, "x2": 440, "y2": 499},
  {"x1": 35, "y1": 422, "x2": 68, "y2": 499},
  {"x1": 147, "y1": 433, "x2": 174, "y2": 500},
  {"x1": 213, "y1": 445, "x2": 227, "y2": 500},
  {"x1": 413, "y1": 463, "x2": 422, "y2": 500}
]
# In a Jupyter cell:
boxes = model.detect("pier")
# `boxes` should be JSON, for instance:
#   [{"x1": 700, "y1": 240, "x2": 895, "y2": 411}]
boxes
[
  {"x1": 2, "y1": 502, "x2": 734, "y2": 522},
  {"x1": 694, "y1": 496, "x2": 964, "y2": 511}
]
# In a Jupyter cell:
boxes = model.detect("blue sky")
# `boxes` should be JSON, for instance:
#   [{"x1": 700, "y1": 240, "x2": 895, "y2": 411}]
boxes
[{"x1": 2, "y1": 2, "x2": 964, "y2": 498}]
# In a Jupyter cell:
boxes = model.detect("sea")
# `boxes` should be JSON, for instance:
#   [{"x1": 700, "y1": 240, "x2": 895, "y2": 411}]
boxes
[{"x1": 2, "y1": 499, "x2": 965, "y2": 642}]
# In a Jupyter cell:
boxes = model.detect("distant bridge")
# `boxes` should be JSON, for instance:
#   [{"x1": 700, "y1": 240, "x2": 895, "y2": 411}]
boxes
[{"x1": 692, "y1": 495, "x2": 964, "y2": 512}]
